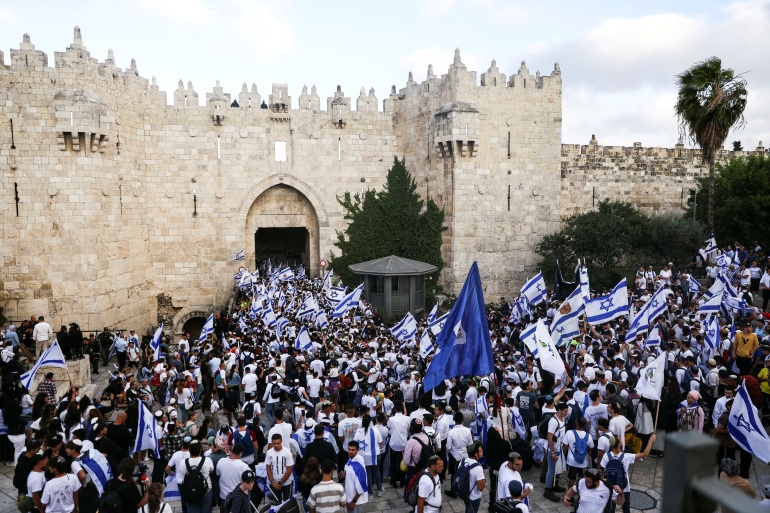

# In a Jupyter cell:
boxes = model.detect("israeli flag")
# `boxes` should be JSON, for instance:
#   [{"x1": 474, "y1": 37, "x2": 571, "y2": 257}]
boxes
[
  {"x1": 703, "y1": 236, "x2": 718, "y2": 255},
  {"x1": 626, "y1": 303, "x2": 650, "y2": 341},
  {"x1": 276, "y1": 290, "x2": 286, "y2": 309},
  {"x1": 164, "y1": 474, "x2": 181, "y2": 500},
  {"x1": 295, "y1": 327, "x2": 313, "y2": 351},
  {"x1": 689, "y1": 275, "x2": 702, "y2": 295},
  {"x1": 197, "y1": 314, "x2": 214, "y2": 344},
  {"x1": 238, "y1": 317, "x2": 248, "y2": 333},
  {"x1": 419, "y1": 330, "x2": 434, "y2": 358},
  {"x1": 584, "y1": 278, "x2": 629, "y2": 325},
  {"x1": 232, "y1": 249, "x2": 245, "y2": 261},
  {"x1": 20, "y1": 340, "x2": 68, "y2": 389},
  {"x1": 81, "y1": 448, "x2": 113, "y2": 494},
  {"x1": 644, "y1": 324, "x2": 661, "y2": 348},
  {"x1": 298, "y1": 296, "x2": 320, "y2": 320},
  {"x1": 150, "y1": 324, "x2": 163, "y2": 361},
  {"x1": 521, "y1": 319, "x2": 566, "y2": 376},
  {"x1": 390, "y1": 312, "x2": 418, "y2": 342},
  {"x1": 697, "y1": 291, "x2": 723, "y2": 317},
  {"x1": 427, "y1": 304, "x2": 439, "y2": 324},
  {"x1": 345, "y1": 456, "x2": 369, "y2": 495},
  {"x1": 704, "y1": 315, "x2": 720, "y2": 349},
  {"x1": 295, "y1": 265, "x2": 306, "y2": 280},
  {"x1": 284, "y1": 297, "x2": 295, "y2": 313},
  {"x1": 108, "y1": 334, "x2": 120, "y2": 360},
  {"x1": 579, "y1": 266, "x2": 591, "y2": 301},
  {"x1": 724, "y1": 295, "x2": 748, "y2": 312},
  {"x1": 222, "y1": 333, "x2": 230, "y2": 350},
  {"x1": 134, "y1": 402, "x2": 160, "y2": 457},
  {"x1": 277, "y1": 267, "x2": 295, "y2": 282},
  {"x1": 511, "y1": 407, "x2": 527, "y2": 439},
  {"x1": 521, "y1": 272, "x2": 547, "y2": 306},
  {"x1": 322, "y1": 268, "x2": 334, "y2": 291},
  {"x1": 234, "y1": 270, "x2": 243, "y2": 281},
  {"x1": 326, "y1": 286, "x2": 346, "y2": 305},
  {"x1": 475, "y1": 395, "x2": 488, "y2": 414},
  {"x1": 430, "y1": 312, "x2": 450, "y2": 336},
  {"x1": 728, "y1": 382, "x2": 770, "y2": 464},
  {"x1": 238, "y1": 271, "x2": 253, "y2": 291},
  {"x1": 315, "y1": 311, "x2": 329, "y2": 329},
  {"x1": 550, "y1": 286, "x2": 585, "y2": 347},
  {"x1": 275, "y1": 317, "x2": 290, "y2": 338},
  {"x1": 717, "y1": 253, "x2": 730, "y2": 268},
  {"x1": 262, "y1": 306, "x2": 277, "y2": 328},
  {"x1": 646, "y1": 285, "x2": 671, "y2": 321},
  {"x1": 331, "y1": 284, "x2": 364, "y2": 318}
]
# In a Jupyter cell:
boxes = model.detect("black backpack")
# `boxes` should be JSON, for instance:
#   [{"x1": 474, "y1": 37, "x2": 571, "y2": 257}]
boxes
[
  {"x1": 434, "y1": 380, "x2": 447, "y2": 397},
  {"x1": 270, "y1": 383, "x2": 282, "y2": 399},
  {"x1": 537, "y1": 412, "x2": 556, "y2": 439},
  {"x1": 289, "y1": 387, "x2": 301, "y2": 403},
  {"x1": 182, "y1": 457, "x2": 209, "y2": 504},
  {"x1": 412, "y1": 435, "x2": 436, "y2": 470},
  {"x1": 99, "y1": 480, "x2": 127, "y2": 513},
  {"x1": 243, "y1": 401, "x2": 255, "y2": 420}
]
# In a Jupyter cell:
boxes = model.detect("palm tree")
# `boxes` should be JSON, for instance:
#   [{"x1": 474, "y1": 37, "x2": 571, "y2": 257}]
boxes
[{"x1": 675, "y1": 57, "x2": 747, "y2": 233}]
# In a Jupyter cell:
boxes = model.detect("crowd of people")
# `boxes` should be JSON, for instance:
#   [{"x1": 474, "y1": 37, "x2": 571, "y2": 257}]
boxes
[{"x1": 2, "y1": 244, "x2": 770, "y2": 513}]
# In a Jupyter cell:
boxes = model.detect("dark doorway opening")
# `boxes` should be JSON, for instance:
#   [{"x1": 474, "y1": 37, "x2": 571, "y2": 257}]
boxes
[
  {"x1": 255, "y1": 227, "x2": 309, "y2": 269},
  {"x1": 182, "y1": 317, "x2": 206, "y2": 342}
]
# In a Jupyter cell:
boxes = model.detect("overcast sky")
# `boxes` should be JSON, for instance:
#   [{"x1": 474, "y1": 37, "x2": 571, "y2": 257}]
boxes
[{"x1": 1, "y1": 0, "x2": 768, "y2": 149}]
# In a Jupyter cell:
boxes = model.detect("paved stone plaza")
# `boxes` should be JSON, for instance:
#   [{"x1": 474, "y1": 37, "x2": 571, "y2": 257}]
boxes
[{"x1": 1, "y1": 365, "x2": 769, "y2": 513}]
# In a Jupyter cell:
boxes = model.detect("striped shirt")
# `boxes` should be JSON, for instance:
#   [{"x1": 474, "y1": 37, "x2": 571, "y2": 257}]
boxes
[{"x1": 307, "y1": 480, "x2": 346, "y2": 513}]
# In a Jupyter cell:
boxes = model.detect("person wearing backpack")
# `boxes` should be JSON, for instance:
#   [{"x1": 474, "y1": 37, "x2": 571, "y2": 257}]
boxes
[
  {"x1": 176, "y1": 440, "x2": 214, "y2": 513},
  {"x1": 542, "y1": 402, "x2": 568, "y2": 503},
  {"x1": 228, "y1": 417, "x2": 260, "y2": 465},
  {"x1": 599, "y1": 433, "x2": 656, "y2": 513},
  {"x1": 677, "y1": 390, "x2": 705, "y2": 432},
  {"x1": 414, "y1": 455, "x2": 443, "y2": 513},
  {"x1": 103, "y1": 458, "x2": 148, "y2": 513},
  {"x1": 561, "y1": 417, "x2": 594, "y2": 490},
  {"x1": 403, "y1": 418, "x2": 437, "y2": 491},
  {"x1": 452, "y1": 440, "x2": 485, "y2": 513},
  {"x1": 223, "y1": 470, "x2": 258, "y2": 513},
  {"x1": 263, "y1": 374, "x2": 285, "y2": 424},
  {"x1": 562, "y1": 467, "x2": 625, "y2": 513}
]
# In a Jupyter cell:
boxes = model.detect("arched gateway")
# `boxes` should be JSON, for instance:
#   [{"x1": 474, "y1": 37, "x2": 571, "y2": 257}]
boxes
[{"x1": 240, "y1": 175, "x2": 328, "y2": 278}]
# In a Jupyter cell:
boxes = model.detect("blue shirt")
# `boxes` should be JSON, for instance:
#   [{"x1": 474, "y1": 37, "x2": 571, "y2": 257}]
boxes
[
  {"x1": 115, "y1": 338, "x2": 128, "y2": 352},
  {"x1": 5, "y1": 330, "x2": 20, "y2": 347}
]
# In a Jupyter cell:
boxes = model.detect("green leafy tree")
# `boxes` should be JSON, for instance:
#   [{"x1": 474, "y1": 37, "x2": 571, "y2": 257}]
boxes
[
  {"x1": 687, "y1": 155, "x2": 770, "y2": 246},
  {"x1": 331, "y1": 157, "x2": 447, "y2": 298},
  {"x1": 536, "y1": 200, "x2": 704, "y2": 289},
  {"x1": 675, "y1": 57, "x2": 747, "y2": 233}
]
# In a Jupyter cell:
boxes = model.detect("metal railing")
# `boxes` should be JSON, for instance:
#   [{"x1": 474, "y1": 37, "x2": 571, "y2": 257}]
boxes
[{"x1": 662, "y1": 432, "x2": 766, "y2": 513}]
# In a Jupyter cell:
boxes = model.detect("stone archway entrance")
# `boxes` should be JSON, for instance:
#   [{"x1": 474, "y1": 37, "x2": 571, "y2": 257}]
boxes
[{"x1": 245, "y1": 184, "x2": 320, "y2": 275}]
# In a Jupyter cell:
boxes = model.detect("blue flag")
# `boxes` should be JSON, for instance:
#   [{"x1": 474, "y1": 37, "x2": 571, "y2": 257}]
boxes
[
  {"x1": 689, "y1": 275, "x2": 702, "y2": 295},
  {"x1": 728, "y1": 382, "x2": 770, "y2": 463},
  {"x1": 150, "y1": 324, "x2": 163, "y2": 361},
  {"x1": 134, "y1": 402, "x2": 160, "y2": 458},
  {"x1": 521, "y1": 272, "x2": 547, "y2": 306},
  {"x1": 331, "y1": 284, "x2": 363, "y2": 318},
  {"x1": 423, "y1": 262, "x2": 494, "y2": 392}
]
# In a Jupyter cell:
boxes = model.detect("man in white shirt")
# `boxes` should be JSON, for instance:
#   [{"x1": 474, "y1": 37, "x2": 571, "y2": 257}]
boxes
[
  {"x1": 386, "y1": 401, "x2": 411, "y2": 488},
  {"x1": 561, "y1": 418, "x2": 594, "y2": 490},
  {"x1": 32, "y1": 316, "x2": 53, "y2": 358},
  {"x1": 241, "y1": 367, "x2": 258, "y2": 398},
  {"x1": 417, "y1": 455, "x2": 443, "y2": 513},
  {"x1": 175, "y1": 440, "x2": 214, "y2": 512},
  {"x1": 216, "y1": 444, "x2": 250, "y2": 502},
  {"x1": 341, "y1": 441, "x2": 368, "y2": 513},
  {"x1": 607, "y1": 399, "x2": 633, "y2": 452},
  {"x1": 401, "y1": 375, "x2": 417, "y2": 412},
  {"x1": 445, "y1": 411, "x2": 473, "y2": 496},
  {"x1": 496, "y1": 452, "x2": 532, "y2": 502},
  {"x1": 306, "y1": 372, "x2": 324, "y2": 406},
  {"x1": 265, "y1": 434, "x2": 295, "y2": 503},
  {"x1": 563, "y1": 467, "x2": 624, "y2": 513},
  {"x1": 458, "y1": 441, "x2": 485, "y2": 513}
]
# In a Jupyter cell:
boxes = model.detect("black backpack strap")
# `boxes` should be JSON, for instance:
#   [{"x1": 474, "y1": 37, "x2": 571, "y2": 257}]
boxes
[{"x1": 185, "y1": 458, "x2": 192, "y2": 472}]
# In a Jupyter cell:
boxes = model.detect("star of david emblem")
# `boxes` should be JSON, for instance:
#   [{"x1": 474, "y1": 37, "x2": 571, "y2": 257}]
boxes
[
  {"x1": 600, "y1": 298, "x2": 614, "y2": 312},
  {"x1": 399, "y1": 329, "x2": 408, "y2": 338},
  {"x1": 707, "y1": 329, "x2": 715, "y2": 339},
  {"x1": 536, "y1": 283, "x2": 545, "y2": 293},
  {"x1": 555, "y1": 326, "x2": 565, "y2": 335},
  {"x1": 304, "y1": 431, "x2": 314, "y2": 442},
  {"x1": 357, "y1": 440, "x2": 368, "y2": 451},
  {"x1": 330, "y1": 291, "x2": 339, "y2": 298},
  {"x1": 652, "y1": 299, "x2": 659, "y2": 308},
  {"x1": 735, "y1": 413, "x2": 754, "y2": 434}
]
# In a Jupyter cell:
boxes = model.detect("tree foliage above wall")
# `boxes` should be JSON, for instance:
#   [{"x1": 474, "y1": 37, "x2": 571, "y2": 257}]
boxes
[{"x1": 331, "y1": 157, "x2": 447, "y2": 299}]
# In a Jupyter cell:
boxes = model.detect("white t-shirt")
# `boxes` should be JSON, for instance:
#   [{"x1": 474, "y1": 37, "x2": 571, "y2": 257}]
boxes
[
  {"x1": 41, "y1": 474, "x2": 81, "y2": 513},
  {"x1": 266, "y1": 447, "x2": 295, "y2": 484},
  {"x1": 496, "y1": 463, "x2": 533, "y2": 500},
  {"x1": 361, "y1": 395, "x2": 377, "y2": 416},
  {"x1": 307, "y1": 378, "x2": 323, "y2": 398},
  {"x1": 608, "y1": 415, "x2": 630, "y2": 450},
  {"x1": 216, "y1": 457, "x2": 251, "y2": 499},
  {"x1": 562, "y1": 429, "x2": 595, "y2": 468},
  {"x1": 242, "y1": 373, "x2": 258, "y2": 395},
  {"x1": 175, "y1": 455, "x2": 215, "y2": 488},
  {"x1": 167, "y1": 450, "x2": 191, "y2": 483},
  {"x1": 27, "y1": 470, "x2": 46, "y2": 495},
  {"x1": 459, "y1": 458, "x2": 485, "y2": 500},
  {"x1": 600, "y1": 452, "x2": 635, "y2": 492},
  {"x1": 547, "y1": 415, "x2": 566, "y2": 450},
  {"x1": 416, "y1": 472, "x2": 442, "y2": 513},
  {"x1": 573, "y1": 479, "x2": 619, "y2": 513}
]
